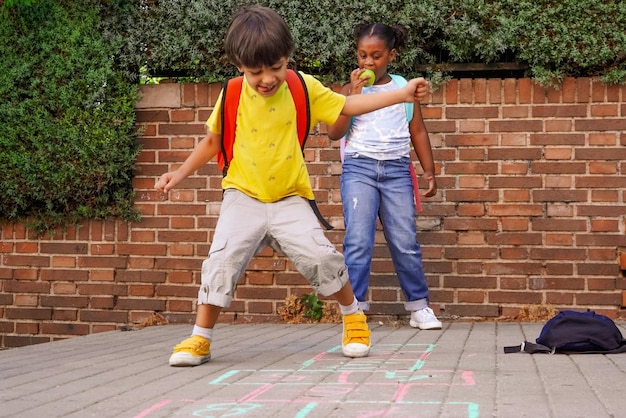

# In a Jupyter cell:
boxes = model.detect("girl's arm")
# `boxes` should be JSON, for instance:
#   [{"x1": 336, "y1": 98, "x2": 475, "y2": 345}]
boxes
[
  {"x1": 155, "y1": 131, "x2": 222, "y2": 193},
  {"x1": 409, "y1": 105, "x2": 437, "y2": 197}
]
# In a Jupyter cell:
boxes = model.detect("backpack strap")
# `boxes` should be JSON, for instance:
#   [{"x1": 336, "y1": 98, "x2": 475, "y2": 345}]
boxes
[
  {"x1": 340, "y1": 74, "x2": 421, "y2": 212},
  {"x1": 504, "y1": 340, "x2": 626, "y2": 354},
  {"x1": 218, "y1": 75, "x2": 242, "y2": 175},
  {"x1": 388, "y1": 74, "x2": 421, "y2": 212},
  {"x1": 389, "y1": 74, "x2": 414, "y2": 122},
  {"x1": 504, "y1": 341, "x2": 554, "y2": 354},
  {"x1": 286, "y1": 69, "x2": 311, "y2": 149},
  {"x1": 284, "y1": 71, "x2": 333, "y2": 230},
  {"x1": 219, "y1": 70, "x2": 333, "y2": 230}
]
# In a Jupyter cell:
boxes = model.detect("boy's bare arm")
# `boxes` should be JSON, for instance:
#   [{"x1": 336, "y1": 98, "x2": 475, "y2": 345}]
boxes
[
  {"x1": 155, "y1": 131, "x2": 222, "y2": 193},
  {"x1": 341, "y1": 77, "x2": 429, "y2": 117},
  {"x1": 327, "y1": 83, "x2": 353, "y2": 140}
]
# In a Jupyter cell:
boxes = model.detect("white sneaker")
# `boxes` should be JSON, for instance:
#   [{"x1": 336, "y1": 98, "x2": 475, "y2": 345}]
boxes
[{"x1": 410, "y1": 307, "x2": 442, "y2": 330}]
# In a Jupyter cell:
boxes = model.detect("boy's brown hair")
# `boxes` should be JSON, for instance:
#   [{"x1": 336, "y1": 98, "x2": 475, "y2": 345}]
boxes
[{"x1": 224, "y1": 5, "x2": 295, "y2": 68}]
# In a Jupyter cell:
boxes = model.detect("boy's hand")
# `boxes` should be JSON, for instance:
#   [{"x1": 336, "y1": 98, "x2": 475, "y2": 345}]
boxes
[
  {"x1": 406, "y1": 77, "x2": 430, "y2": 103},
  {"x1": 155, "y1": 172, "x2": 177, "y2": 193}
]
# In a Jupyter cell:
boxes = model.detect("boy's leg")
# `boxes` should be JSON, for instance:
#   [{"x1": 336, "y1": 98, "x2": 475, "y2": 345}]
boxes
[
  {"x1": 269, "y1": 195, "x2": 370, "y2": 357},
  {"x1": 169, "y1": 304, "x2": 221, "y2": 367},
  {"x1": 195, "y1": 304, "x2": 223, "y2": 328},
  {"x1": 331, "y1": 281, "x2": 371, "y2": 358},
  {"x1": 170, "y1": 189, "x2": 268, "y2": 366}
]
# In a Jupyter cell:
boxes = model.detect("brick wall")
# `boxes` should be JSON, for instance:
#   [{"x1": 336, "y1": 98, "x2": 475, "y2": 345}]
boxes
[{"x1": 1, "y1": 78, "x2": 625, "y2": 347}]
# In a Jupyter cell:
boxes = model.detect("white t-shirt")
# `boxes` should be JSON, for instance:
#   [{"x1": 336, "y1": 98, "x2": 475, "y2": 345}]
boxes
[{"x1": 344, "y1": 79, "x2": 411, "y2": 160}]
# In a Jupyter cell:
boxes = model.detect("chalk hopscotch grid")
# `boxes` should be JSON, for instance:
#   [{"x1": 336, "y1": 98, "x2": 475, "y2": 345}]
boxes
[{"x1": 134, "y1": 343, "x2": 479, "y2": 418}]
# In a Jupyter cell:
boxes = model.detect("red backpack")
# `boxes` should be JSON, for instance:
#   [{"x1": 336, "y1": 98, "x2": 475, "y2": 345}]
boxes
[{"x1": 218, "y1": 69, "x2": 332, "y2": 230}]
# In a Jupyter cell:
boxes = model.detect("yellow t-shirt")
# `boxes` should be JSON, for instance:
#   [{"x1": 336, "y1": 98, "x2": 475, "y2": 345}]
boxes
[{"x1": 206, "y1": 72, "x2": 346, "y2": 202}]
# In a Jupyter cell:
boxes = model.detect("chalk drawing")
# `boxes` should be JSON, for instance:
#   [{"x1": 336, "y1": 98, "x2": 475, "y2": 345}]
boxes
[
  {"x1": 135, "y1": 343, "x2": 481, "y2": 418},
  {"x1": 190, "y1": 402, "x2": 261, "y2": 417},
  {"x1": 133, "y1": 399, "x2": 172, "y2": 418},
  {"x1": 293, "y1": 402, "x2": 318, "y2": 418}
]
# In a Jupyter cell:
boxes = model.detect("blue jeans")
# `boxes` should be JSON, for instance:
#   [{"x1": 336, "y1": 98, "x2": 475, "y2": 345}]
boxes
[{"x1": 341, "y1": 154, "x2": 429, "y2": 312}]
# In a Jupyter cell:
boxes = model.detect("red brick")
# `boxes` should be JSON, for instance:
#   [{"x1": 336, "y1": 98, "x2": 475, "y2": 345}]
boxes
[
  {"x1": 116, "y1": 298, "x2": 165, "y2": 311},
  {"x1": 4, "y1": 335, "x2": 51, "y2": 347},
  {"x1": 90, "y1": 297, "x2": 116, "y2": 309},
  {"x1": 488, "y1": 79, "x2": 502, "y2": 103},
  {"x1": 445, "y1": 79, "x2": 458, "y2": 104},
  {"x1": 446, "y1": 190, "x2": 498, "y2": 202},
  {"x1": 4, "y1": 280, "x2": 50, "y2": 293},
  {"x1": 446, "y1": 106, "x2": 498, "y2": 119},
  {"x1": 576, "y1": 118, "x2": 626, "y2": 131},
  {"x1": 155, "y1": 284, "x2": 197, "y2": 298},
  {"x1": 167, "y1": 299, "x2": 193, "y2": 312},
  {"x1": 170, "y1": 109, "x2": 196, "y2": 122},
  {"x1": 41, "y1": 296, "x2": 89, "y2": 308},
  {"x1": 128, "y1": 285, "x2": 155, "y2": 297},
  {"x1": 443, "y1": 275, "x2": 497, "y2": 289},
  {"x1": 158, "y1": 122, "x2": 206, "y2": 136},
  {"x1": 78, "y1": 256, "x2": 129, "y2": 269},
  {"x1": 235, "y1": 286, "x2": 287, "y2": 301},
  {"x1": 503, "y1": 79, "x2": 516, "y2": 103},
  {"x1": 78, "y1": 283, "x2": 127, "y2": 296},
  {"x1": 80, "y1": 310, "x2": 128, "y2": 323},
  {"x1": 6, "y1": 308, "x2": 52, "y2": 320},
  {"x1": 41, "y1": 322, "x2": 90, "y2": 336},
  {"x1": 52, "y1": 309, "x2": 77, "y2": 321},
  {"x1": 576, "y1": 148, "x2": 626, "y2": 161},
  {"x1": 490, "y1": 120, "x2": 543, "y2": 132},
  {"x1": 533, "y1": 105, "x2": 587, "y2": 117},
  {"x1": 488, "y1": 291, "x2": 542, "y2": 304},
  {"x1": 561, "y1": 78, "x2": 576, "y2": 103},
  {"x1": 576, "y1": 292, "x2": 621, "y2": 306},
  {"x1": 248, "y1": 302, "x2": 274, "y2": 314},
  {"x1": 41, "y1": 269, "x2": 90, "y2": 281},
  {"x1": 591, "y1": 104, "x2": 619, "y2": 117},
  {"x1": 444, "y1": 134, "x2": 498, "y2": 147},
  {"x1": 4, "y1": 255, "x2": 50, "y2": 267}
]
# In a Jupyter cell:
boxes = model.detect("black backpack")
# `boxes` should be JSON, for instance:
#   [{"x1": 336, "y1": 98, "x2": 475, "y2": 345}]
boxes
[{"x1": 504, "y1": 310, "x2": 626, "y2": 354}]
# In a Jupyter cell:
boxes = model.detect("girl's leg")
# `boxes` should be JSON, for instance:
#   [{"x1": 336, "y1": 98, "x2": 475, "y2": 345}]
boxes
[
  {"x1": 378, "y1": 158, "x2": 430, "y2": 310},
  {"x1": 340, "y1": 155, "x2": 380, "y2": 310}
]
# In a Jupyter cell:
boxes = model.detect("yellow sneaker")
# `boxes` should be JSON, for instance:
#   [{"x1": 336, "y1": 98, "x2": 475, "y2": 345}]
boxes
[
  {"x1": 169, "y1": 335, "x2": 211, "y2": 366},
  {"x1": 342, "y1": 309, "x2": 371, "y2": 358}
]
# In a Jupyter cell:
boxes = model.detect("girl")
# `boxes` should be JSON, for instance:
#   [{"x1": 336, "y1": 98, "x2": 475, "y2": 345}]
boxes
[{"x1": 327, "y1": 23, "x2": 441, "y2": 330}]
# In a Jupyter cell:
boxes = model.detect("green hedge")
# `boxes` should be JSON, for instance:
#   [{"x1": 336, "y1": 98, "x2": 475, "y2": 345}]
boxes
[
  {"x1": 111, "y1": 0, "x2": 626, "y2": 86},
  {"x1": 0, "y1": 0, "x2": 140, "y2": 234}
]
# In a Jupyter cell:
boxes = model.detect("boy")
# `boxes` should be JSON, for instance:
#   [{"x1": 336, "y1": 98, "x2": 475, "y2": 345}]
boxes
[{"x1": 155, "y1": 5, "x2": 431, "y2": 367}]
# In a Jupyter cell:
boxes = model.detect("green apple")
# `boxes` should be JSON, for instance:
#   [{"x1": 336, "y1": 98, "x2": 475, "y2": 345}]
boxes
[{"x1": 359, "y1": 69, "x2": 375, "y2": 87}]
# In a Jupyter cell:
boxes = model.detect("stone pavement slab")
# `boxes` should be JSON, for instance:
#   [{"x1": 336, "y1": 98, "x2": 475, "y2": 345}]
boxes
[{"x1": 1, "y1": 321, "x2": 626, "y2": 418}]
